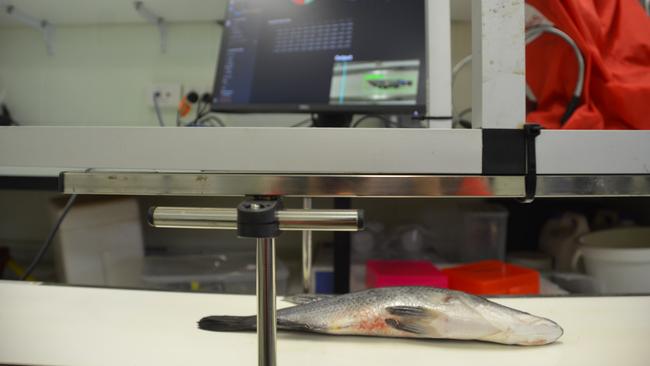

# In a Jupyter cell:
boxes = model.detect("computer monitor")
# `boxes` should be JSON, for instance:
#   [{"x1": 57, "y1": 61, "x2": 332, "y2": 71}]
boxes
[{"x1": 211, "y1": 0, "x2": 426, "y2": 118}]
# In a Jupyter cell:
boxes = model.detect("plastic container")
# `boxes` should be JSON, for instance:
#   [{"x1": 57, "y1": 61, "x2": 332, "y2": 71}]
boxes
[
  {"x1": 422, "y1": 202, "x2": 508, "y2": 262},
  {"x1": 572, "y1": 227, "x2": 650, "y2": 294},
  {"x1": 442, "y1": 260, "x2": 539, "y2": 295},
  {"x1": 507, "y1": 251, "x2": 553, "y2": 271},
  {"x1": 366, "y1": 260, "x2": 448, "y2": 289},
  {"x1": 458, "y1": 204, "x2": 509, "y2": 262},
  {"x1": 141, "y1": 253, "x2": 289, "y2": 295}
]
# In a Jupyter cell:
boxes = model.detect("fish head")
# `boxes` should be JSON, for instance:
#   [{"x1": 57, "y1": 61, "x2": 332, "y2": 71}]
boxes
[{"x1": 506, "y1": 313, "x2": 564, "y2": 346}]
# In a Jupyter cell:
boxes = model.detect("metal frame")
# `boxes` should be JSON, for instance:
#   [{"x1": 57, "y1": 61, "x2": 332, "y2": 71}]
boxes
[
  {"x1": 60, "y1": 172, "x2": 650, "y2": 198},
  {"x1": 2, "y1": 127, "x2": 650, "y2": 176},
  {"x1": 62, "y1": 172, "x2": 524, "y2": 198}
]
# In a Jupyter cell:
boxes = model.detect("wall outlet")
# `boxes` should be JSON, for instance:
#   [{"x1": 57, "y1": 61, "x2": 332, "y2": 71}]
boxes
[
  {"x1": 184, "y1": 84, "x2": 213, "y2": 101},
  {"x1": 147, "y1": 83, "x2": 181, "y2": 108}
]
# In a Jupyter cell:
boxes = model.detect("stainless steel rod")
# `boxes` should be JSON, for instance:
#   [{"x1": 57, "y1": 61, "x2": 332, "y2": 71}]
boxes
[
  {"x1": 148, "y1": 207, "x2": 363, "y2": 231},
  {"x1": 257, "y1": 238, "x2": 276, "y2": 366},
  {"x1": 302, "y1": 198, "x2": 313, "y2": 293}
]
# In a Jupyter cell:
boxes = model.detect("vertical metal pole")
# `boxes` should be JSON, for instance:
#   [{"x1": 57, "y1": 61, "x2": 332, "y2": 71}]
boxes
[
  {"x1": 257, "y1": 238, "x2": 276, "y2": 366},
  {"x1": 302, "y1": 198, "x2": 313, "y2": 293},
  {"x1": 333, "y1": 198, "x2": 351, "y2": 294}
]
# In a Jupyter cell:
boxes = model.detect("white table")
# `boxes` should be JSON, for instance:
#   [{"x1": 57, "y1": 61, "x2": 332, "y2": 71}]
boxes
[{"x1": 1, "y1": 281, "x2": 649, "y2": 366}]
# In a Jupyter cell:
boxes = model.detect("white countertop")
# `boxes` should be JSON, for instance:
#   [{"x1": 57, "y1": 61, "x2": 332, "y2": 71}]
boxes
[{"x1": 1, "y1": 281, "x2": 649, "y2": 366}]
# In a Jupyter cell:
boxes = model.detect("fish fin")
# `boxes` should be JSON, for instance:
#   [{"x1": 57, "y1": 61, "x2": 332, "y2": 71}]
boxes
[
  {"x1": 386, "y1": 306, "x2": 431, "y2": 317},
  {"x1": 278, "y1": 318, "x2": 322, "y2": 332},
  {"x1": 283, "y1": 294, "x2": 336, "y2": 305},
  {"x1": 385, "y1": 318, "x2": 428, "y2": 335},
  {"x1": 198, "y1": 315, "x2": 256, "y2": 332},
  {"x1": 385, "y1": 306, "x2": 441, "y2": 336}
]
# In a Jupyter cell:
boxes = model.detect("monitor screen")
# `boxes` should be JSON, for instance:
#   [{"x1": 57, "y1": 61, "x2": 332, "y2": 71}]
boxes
[{"x1": 211, "y1": 0, "x2": 426, "y2": 114}]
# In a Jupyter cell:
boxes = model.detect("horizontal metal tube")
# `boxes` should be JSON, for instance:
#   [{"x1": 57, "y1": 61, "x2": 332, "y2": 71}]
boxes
[
  {"x1": 148, "y1": 207, "x2": 363, "y2": 232},
  {"x1": 61, "y1": 172, "x2": 524, "y2": 198}
]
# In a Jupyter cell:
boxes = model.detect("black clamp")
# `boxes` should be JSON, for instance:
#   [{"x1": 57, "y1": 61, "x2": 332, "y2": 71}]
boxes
[
  {"x1": 521, "y1": 124, "x2": 542, "y2": 203},
  {"x1": 237, "y1": 197, "x2": 283, "y2": 238}
]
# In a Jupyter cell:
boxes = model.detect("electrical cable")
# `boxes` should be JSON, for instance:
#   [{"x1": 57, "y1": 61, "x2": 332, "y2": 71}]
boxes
[
  {"x1": 449, "y1": 25, "x2": 585, "y2": 127},
  {"x1": 526, "y1": 24, "x2": 585, "y2": 124},
  {"x1": 452, "y1": 54, "x2": 472, "y2": 86},
  {"x1": 152, "y1": 92, "x2": 165, "y2": 127},
  {"x1": 196, "y1": 115, "x2": 226, "y2": 127},
  {"x1": 21, "y1": 193, "x2": 78, "y2": 280},
  {"x1": 291, "y1": 115, "x2": 314, "y2": 127},
  {"x1": 456, "y1": 108, "x2": 472, "y2": 129},
  {"x1": 351, "y1": 114, "x2": 393, "y2": 128},
  {"x1": 451, "y1": 55, "x2": 472, "y2": 127}
]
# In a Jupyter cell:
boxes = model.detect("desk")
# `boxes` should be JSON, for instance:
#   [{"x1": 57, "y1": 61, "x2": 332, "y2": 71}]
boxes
[{"x1": 1, "y1": 281, "x2": 649, "y2": 366}]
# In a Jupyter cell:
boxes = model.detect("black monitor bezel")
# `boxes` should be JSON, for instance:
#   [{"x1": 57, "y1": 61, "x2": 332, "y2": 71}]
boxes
[{"x1": 210, "y1": 0, "x2": 427, "y2": 115}]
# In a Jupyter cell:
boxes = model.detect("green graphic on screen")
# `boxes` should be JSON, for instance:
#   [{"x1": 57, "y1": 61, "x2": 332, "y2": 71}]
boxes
[{"x1": 329, "y1": 59, "x2": 420, "y2": 105}]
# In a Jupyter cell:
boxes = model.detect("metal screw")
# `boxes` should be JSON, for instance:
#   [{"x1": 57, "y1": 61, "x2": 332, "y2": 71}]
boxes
[{"x1": 250, "y1": 203, "x2": 262, "y2": 210}]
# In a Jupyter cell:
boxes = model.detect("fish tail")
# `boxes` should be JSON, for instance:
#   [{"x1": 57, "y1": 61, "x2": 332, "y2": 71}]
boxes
[{"x1": 198, "y1": 315, "x2": 257, "y2": 332}]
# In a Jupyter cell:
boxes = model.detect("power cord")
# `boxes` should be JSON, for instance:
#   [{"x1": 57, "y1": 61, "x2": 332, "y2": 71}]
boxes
[
  {"x1": 291, "y1": 114, "x2": 316, "y2": 127},
  {"x1": 351, "y1": 114, "x2": 393, "y2": 128},
  {"x1": 182, "y1": 93, "x2": 227, "y2": 127},
  {"x1": 191, "y1": 114, "x2": 226, "y2": 127},
  {"x1": 456, "y1": 108, "x2": 472, "y2": 129},
  {"x1": 526, "y1": 25, "x2": 585, "y2": 125},
  {"x1": 21, "y1": 193, "x2": 78, "y2": 280}
]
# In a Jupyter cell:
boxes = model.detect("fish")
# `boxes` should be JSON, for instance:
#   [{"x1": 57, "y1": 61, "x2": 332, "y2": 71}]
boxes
[{"x1": 198, "y1": 286, "x2": 563, "y2": 346}]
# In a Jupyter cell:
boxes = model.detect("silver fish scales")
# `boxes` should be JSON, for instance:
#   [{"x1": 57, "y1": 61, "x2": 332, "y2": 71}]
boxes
[{"x1": 199, "y1": 286, "x2": 563, "y2": 346}]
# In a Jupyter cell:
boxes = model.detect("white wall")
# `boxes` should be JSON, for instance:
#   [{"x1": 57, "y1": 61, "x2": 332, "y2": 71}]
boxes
[
  {"x1": 0, "y1": 20, "x2": 471, "y2": 127},
  {"x1": 0, "y1": 22, "x2": 218, "y2": 126}
]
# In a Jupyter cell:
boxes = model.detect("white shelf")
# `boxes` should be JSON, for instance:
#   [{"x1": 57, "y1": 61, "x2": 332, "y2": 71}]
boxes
[{"x1": 1, "y1": 127, "x2": 649, "y2": 178}]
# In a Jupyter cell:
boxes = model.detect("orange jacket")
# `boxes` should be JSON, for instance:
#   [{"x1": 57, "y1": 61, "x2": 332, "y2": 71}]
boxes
[{"x1": 526, "y1": 0, "x2": 650, "y2": 129}]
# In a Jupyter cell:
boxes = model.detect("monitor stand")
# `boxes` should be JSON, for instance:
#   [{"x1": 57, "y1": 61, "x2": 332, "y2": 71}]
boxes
[{"x1": 311, "y1": 113, "x2": 354, "y2": 128}]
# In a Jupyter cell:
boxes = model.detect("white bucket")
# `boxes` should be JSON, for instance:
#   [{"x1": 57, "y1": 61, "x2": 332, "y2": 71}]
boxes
[{"x1": 572, "y1": 227, "x2": 650, "y2": 294}]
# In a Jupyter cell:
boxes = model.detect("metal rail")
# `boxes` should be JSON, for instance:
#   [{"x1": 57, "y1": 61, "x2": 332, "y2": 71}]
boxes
[
  {"x1": 148, "y1": 207, "x2": 362, "y2": 231},
  {"x1": 62, "y1": 172, "x2": 523, "y2": 197},
  {"x1": 63, "y1": 172, "x2": 650, "y2": 198}
]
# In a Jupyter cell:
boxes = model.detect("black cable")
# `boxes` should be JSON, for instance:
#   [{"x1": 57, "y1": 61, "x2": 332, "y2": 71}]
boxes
[
  {"x1": 455, "y1": 108, "x2": 472, "y2": 129},
  {"x1": 351, "y1": 114, "x2": 393, "y2": 128},
  {"x1": 291, "y1": 116, "x2": 314, "y2": 127},
  {"x1": 196, "y1": 115, "x2": 226, "y2": 127},
  {"x1": 21, "y1": 194, "x2": 78, "y2": 280}
]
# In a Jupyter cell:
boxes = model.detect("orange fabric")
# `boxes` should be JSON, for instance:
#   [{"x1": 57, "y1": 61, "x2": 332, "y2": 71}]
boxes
[{"x1": 526, "y1": 0, "x2": 650, "y2": 129}]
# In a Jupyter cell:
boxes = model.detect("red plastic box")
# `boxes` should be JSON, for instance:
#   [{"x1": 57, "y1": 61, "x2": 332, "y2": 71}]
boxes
[
  {"x1": 442, "y1": 260, "x2": 539, "y2": 295},
  {"x1": 366, "y1": 260, "x2": 448, "y2": 289}
]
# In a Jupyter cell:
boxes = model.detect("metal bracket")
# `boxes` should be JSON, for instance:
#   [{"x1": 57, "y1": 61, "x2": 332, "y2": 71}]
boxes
[
  {"x1": 4, "y1": 5, "x2": 55, "y2": 56},
  {"x1": 134, "y1": 1, "x2": 168, "y2": 53},
  {"x1": 148, "y1": 202, "x2": 364, "y2": 366},
  {"x1": 237, "y1": 198, "x2": 283, "y2": 238}
]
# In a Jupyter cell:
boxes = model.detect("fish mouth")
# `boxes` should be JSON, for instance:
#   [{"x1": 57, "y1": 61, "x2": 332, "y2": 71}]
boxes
[{"x1": 518, "y1": 318, "x2": 564, "y2": 346}]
